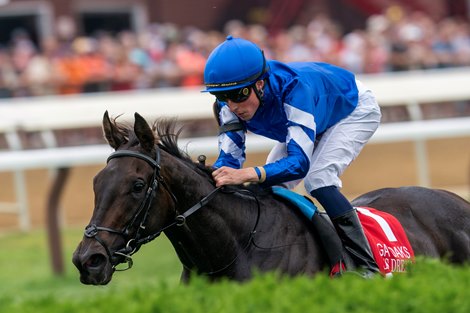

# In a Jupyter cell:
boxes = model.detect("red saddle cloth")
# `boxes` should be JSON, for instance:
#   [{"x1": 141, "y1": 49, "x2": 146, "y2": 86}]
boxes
[{"x1": 356, "y1": 207, "x2": 415, "y2": 276}]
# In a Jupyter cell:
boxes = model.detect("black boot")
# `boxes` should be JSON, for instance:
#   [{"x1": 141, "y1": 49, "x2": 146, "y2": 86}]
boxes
[{"x1": 332, "y1": 210, "x2": 380, "y2": 277}]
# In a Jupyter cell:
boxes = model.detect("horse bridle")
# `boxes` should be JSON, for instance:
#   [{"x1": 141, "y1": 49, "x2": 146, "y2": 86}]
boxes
[
  {"x1": 84, "y1": 146, "x2": 179, "y2": 271},
  {"x1": 83, "y1": 145, "x2": 260, "y2": 275}
]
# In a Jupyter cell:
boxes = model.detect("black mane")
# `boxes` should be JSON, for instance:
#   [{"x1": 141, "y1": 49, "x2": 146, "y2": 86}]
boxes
[
  {"x1": 153, "y1": 118, "x2": 190, "y2": 162},
  {"x1": 153, "y1": 119, "x2": 268, "y2": 195},
  {"x1": 153, "y1": 119, "x2": 216, "y2": 179}
]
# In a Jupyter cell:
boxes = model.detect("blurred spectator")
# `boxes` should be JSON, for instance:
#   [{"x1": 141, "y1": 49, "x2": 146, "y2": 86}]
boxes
[
  {"x1": 0, "y1": 48, "x2": 18, "y2": 98},
  {"x1": 54, "y1": 39, "x2": 86, "y2": 95},
  {"x1": 71, "y1": 36, "x2": 111, "y2": 93},
  {"x1": 362, "y1": 34, "x2": 389, "y2": 73},
  {"x1": 22, "y1": 36, "x2": 60, "y2": 96},
  {"x1": 432, "y1": 18, "x2": 459, "y2": 68},
  {"x1": 108, "y1": 43, "x2": 142, "y2": 92},
  {"x1": 119, "y1": 30, "x2": 154, "y2": 89},
  {"x1": 10, "y1": 28, "x2": 37, "y2": 96},
  {"x1": 340, "y1": 31, "x2": 366, "y2": 73},
  {"x1": 174, "y1": 28, "x2": 207, "y2": 87}
]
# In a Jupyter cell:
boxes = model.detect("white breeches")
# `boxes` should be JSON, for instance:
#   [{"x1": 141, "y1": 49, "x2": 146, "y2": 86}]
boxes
[{"x1": 266, "y1": 89, "x2": 381, "y2": 193}]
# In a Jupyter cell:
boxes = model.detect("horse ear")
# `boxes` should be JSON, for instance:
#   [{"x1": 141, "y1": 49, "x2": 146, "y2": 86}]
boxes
[
  {"x1": 134, "y1": 112, "x2": 155, "y2": 152},
  {"x1": 102, "y1": 111, "x2": 126, "y2": 149}
]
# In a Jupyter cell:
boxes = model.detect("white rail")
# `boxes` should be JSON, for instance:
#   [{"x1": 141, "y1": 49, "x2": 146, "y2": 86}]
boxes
[{"x1": 1, "y1": 116, "x2": 470, "y2": 172}]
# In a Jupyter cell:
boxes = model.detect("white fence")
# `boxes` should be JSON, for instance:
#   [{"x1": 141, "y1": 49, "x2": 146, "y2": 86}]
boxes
[{"x1": 1, "y1": 67, "x2": 470, "y2": 231}]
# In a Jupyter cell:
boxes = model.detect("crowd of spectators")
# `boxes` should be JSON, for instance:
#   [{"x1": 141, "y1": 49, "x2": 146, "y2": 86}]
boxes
[{"x1": 1, "y1": 5, "x2": 470, "y2": 99}]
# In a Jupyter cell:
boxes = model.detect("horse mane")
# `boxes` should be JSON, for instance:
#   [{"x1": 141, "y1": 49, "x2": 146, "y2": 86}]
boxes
[
  {"x1": 153, "y1": 119, "x2": 270, "y2": 195},
  {"x1": 153, "y1": 119, "x2": 190, "y2": 161},
  {"x1": 153, "y1": 118, "x2": 221, "y2": 182},
  {"x1": 110, "y1": 116, "x2": 268, "y2": 195}
]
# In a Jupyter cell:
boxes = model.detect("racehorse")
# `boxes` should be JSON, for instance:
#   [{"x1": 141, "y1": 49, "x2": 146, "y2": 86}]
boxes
[{"x1": 72, "y1": 112, "x2": 470, "y2": 285}]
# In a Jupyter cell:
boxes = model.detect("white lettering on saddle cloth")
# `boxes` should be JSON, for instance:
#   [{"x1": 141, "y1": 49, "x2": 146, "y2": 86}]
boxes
[{"x1": 356, "y1": 207, "x2": 415, "y2": 275}]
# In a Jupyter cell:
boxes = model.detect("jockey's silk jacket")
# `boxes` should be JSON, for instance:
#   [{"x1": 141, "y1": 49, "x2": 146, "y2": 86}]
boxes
[{"x1": 213, "y1": 60, "x2": 359, "y2": 186}]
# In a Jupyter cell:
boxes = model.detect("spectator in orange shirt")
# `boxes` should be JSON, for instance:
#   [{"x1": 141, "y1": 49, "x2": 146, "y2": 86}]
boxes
[{"x1": 73, "y1": 37, "x2": 111, "y2": 93}]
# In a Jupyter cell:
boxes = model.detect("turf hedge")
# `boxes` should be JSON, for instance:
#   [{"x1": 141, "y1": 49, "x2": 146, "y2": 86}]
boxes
[{"x1": 2, "y1": 258, "x2": 469, "y2": 313}]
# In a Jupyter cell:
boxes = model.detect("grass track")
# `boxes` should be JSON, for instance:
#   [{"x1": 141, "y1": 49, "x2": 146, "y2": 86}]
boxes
[
  {"x1": 0, "y1": 229, "x2": 469, "y2": 313},
  {"x1": 0, "y1": 229, "x2": 181, "y2": 303}
]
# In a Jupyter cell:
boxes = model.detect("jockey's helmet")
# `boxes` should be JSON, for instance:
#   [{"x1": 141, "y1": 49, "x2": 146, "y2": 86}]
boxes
[{"x1": 203, "y1": 36, "x2": 267, "y2": 93}]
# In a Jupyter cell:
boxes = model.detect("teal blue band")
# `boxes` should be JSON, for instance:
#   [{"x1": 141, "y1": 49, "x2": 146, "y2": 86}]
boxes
[{"x1": 254, "y1": 167, "x2": 261, "y2": 180}]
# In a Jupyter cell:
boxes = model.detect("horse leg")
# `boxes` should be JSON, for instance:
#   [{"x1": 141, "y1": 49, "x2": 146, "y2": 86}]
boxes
[{"x1": 180, "y1": 268, "x2": 191, "y2": 284}]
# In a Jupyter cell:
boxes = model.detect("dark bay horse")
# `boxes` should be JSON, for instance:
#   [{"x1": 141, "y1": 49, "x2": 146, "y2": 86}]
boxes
[{"x1": 72, "y1": 112, "x2": 470, "y2": 285}]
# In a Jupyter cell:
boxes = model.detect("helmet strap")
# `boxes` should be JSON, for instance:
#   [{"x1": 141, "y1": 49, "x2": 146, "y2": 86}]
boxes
[{"x1": 253, "y1": 80, "x2": 265, "y2": 106}]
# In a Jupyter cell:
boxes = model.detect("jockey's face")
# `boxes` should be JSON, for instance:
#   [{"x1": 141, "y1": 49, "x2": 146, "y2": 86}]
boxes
[{"x1": 226, "y1": 80, "x2": 263, "y2": 121}]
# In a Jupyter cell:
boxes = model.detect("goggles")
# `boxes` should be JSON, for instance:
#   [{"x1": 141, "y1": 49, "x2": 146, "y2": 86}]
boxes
[{"x1": 211, "y1": 86, "x2": 252, "y2": 103}]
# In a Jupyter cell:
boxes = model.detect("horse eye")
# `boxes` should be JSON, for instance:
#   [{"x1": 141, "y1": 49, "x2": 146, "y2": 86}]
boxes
[{"x1": 132, "y1": 181, "x2": 146, "y2": 193}]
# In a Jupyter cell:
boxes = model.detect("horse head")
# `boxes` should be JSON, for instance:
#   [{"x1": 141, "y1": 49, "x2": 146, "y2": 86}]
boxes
[{"x1": 72, "y1": 111, "x2": 178, "y2": 285}]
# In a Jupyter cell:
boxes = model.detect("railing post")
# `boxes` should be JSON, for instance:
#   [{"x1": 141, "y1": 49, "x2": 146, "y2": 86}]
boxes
[
  {"x1": 46, "y1": 167, "x2": 70, "y2": 276},
  {"x1": 406, "y1": 101, "x2": 430, "y2": 187},
  {"x1": 414, "y1": 140, "x2": 430, "y2": 187},
  {"x1": 4, "y1": 130, "x2": 30, "y2": 231}
]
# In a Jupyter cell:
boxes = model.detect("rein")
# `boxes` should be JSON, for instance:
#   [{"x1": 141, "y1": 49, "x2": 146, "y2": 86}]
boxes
[{"x1": 83, "y1": 145, "x2": 259, "y2": 275}]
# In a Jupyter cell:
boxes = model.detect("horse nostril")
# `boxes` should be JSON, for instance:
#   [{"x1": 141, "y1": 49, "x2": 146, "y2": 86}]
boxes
[{"x1": 84, "y1": 253, "x2": 106, "y2": 269}]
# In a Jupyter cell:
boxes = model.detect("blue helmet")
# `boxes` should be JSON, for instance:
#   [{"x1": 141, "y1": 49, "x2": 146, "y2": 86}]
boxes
[{"x1": 203, "y1": 36, "x2": 267, "y2": 92}]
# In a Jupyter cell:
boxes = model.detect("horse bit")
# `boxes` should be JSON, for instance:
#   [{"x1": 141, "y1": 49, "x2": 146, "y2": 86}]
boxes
[{"x1": 83, "y1": 146, "x2": 222, "y2": 271}]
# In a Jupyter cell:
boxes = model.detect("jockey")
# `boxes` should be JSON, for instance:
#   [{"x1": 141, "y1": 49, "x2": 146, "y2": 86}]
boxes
[{"x1": 203, "y1": 36, "x2": 381, "y2": 276}]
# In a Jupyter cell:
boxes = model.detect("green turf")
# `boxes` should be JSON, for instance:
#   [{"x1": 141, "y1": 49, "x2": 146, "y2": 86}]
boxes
[
  {"x1": 0, "y1": 228, "x2": 181, "y2": 301},
  {"x1": 0, "y1": 228, "x2": 469, "y2": 313}
]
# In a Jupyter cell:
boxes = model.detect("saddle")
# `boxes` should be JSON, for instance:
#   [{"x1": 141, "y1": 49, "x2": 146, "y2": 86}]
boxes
[{"x1": 271, "y1": 187, "x2": 415, "y2": 277}]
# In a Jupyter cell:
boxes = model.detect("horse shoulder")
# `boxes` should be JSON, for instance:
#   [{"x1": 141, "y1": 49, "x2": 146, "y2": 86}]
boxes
[{"x1": 250, "y1": 196, "x2": 327, "y2": 275}]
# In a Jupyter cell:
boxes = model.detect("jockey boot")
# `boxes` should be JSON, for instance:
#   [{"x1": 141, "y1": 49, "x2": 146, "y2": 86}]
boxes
[{"x1": 332, "y1": 209, "x2": 380, "y2": 277}]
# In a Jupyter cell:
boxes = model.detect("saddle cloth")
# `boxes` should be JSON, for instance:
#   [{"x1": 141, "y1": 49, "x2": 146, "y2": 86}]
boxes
[
  {"x1": 271, "y1": 187, "x2": 415, "y2": 276},
  {"x1": 356, "y1": 207, "x2": 415, "y2": 276}
]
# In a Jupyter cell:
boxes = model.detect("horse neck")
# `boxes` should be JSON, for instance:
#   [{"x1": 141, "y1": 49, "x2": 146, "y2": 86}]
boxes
[{"x1": 159, "y1": 151, "x2": 256, "y2": 273}]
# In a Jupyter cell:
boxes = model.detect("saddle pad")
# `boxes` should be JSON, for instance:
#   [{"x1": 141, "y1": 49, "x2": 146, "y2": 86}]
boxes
[
  {"x1": 356, "y1": 207, "x2": 415, "y2": 276},
  {"x1": 272, "y1": 186, "x2": 317, "y2": 220}
]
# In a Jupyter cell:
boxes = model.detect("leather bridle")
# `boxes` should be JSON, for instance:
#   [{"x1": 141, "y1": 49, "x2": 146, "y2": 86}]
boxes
[
  {"x1": 84, "y1": 146, "x2": 180, "y2": 271},
  {"x1": 83, "y1": 145, "x2": 259, "y2": 275}
]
